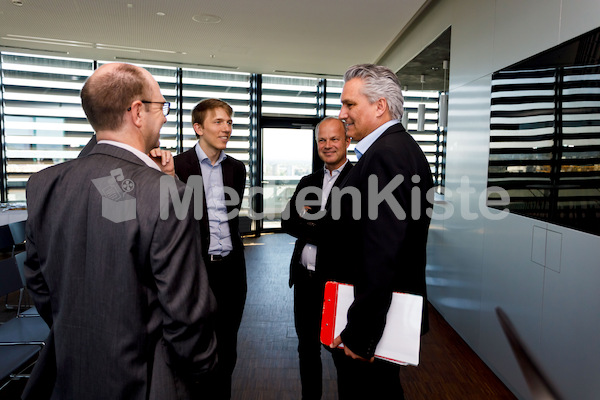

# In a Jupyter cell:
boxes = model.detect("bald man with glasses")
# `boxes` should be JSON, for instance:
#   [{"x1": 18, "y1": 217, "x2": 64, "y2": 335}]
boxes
[{"x1": 23, "y1": 63, "x2": 217, "y2": 400}]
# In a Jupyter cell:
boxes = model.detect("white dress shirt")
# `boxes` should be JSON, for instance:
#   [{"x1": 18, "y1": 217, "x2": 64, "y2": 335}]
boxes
[
  {"x1": 300, "y1": 160, "x2": 348, "y2": 271},
  {"x1": 97, "y1": 140, "x2": 161, "y2": 171}
]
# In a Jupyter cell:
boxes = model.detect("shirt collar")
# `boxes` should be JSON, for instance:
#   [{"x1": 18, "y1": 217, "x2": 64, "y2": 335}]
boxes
[
  {"x1": 97, "y1": 140, "x2": 160, "y2": 171},
  {"x1": 323, "y1": 159, "x2": 348, "y2": 177},
  {"x1": 354, "y1": 119, "x2": 400, "y2": 160},
  {"x1": 195, "y1": 142, "x2": 227, "y2": 166}
]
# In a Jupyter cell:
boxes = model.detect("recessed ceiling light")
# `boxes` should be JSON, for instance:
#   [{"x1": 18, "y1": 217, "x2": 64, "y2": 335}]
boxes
[
  {"x1": 156, "y1": 12, "x2": 165, "y2": 17},
  {"x1": 11, "y1": 0, "x2": 23, "y2": 6},
  {"x1": 192, "y1": 14, "x2": 222, "y2": 23}
]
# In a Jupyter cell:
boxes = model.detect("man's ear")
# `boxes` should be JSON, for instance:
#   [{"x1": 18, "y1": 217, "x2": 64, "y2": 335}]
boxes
[
  {"x1": 375, "y1": 97, "x2": 388, "y2": 118},
  {"x1": 193, "y1": 122, "x2": 204, "y2": 137},
  {"x1": 128, "y1": 101, "x2": 144, "y2": 128}
]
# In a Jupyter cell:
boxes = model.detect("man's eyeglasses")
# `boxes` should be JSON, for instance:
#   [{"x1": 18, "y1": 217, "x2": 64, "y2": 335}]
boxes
[
  {"x1": 141, "y1": 100, "x2": 171, "y2": 116},
  {"x1": 128, "y1": 100, "x2": 171, "y2": 116}
]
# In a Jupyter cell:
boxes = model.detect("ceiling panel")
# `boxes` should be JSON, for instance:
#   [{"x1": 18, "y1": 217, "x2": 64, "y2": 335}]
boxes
[{"x1": 0, "y1": 0, "x2": 428, "y2": 77}]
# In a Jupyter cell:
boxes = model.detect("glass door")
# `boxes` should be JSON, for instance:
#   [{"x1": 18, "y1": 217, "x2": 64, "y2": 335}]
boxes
[{"x1": 261, "y1": 128, "x2": 314, "y2": 229}]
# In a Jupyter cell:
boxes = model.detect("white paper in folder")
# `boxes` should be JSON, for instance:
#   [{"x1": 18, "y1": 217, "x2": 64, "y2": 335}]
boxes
[{"x1": 320, "y1": 281, "x2": 423, "y2": 366}]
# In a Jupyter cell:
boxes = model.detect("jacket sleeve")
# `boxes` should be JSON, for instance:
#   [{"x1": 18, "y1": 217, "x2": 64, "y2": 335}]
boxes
[
  {"x1": 340, "y1": 151, "x2": 413, "y2": 359},
  {"x1": 23, "y1": 178, "x2": 53, "y2": 328},
  {"x1": 281, "y1": 175, "x2": 324, "y2": 244},
  {"x1": 151, "y1": 178, "x2": 217, "y2": 378}
]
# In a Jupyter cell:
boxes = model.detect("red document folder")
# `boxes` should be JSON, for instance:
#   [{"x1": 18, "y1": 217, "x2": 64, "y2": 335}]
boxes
[{"x1": 320, "y1": 281, "x2": 423, "y2": 366}]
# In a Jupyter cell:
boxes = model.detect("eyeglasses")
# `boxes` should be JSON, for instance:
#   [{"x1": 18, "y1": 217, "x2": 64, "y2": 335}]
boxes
[
  {"x1": 128, "y1": 100, "x2": 171, "y2": 116},
  {"x1": 141, "y1": 100, "x2": 171, "y2": 116}
]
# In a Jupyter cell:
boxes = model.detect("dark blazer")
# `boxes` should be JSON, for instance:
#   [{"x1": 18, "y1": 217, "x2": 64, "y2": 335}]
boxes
[
  {"x1": 78, "y1": 134, "x2": 97, "y2": 157},
  {"x1": 174, "y1": 146, "x2": 246, "y2": 259},
  {"x1": 329, "y1": 123, "x2": 433, "y2": 359},
  {"x1": 24, "y1": 144, "x2": 217, "y2": 400},
  {"x1": 282, "y1": 162, "x2": 353, "y2": 287}
]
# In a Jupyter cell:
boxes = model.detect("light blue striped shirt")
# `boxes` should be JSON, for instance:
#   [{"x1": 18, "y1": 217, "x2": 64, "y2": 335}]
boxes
[
  {"x1": 353, "y1": 119, "x2": 400, "y2": 160},
  {"x1": 195, "y1": 143, "x2": 233, "y2": 256}
]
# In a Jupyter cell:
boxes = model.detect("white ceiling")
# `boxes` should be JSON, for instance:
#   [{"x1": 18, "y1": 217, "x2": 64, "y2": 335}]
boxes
[{"x1": 0, "y1": 0, "x2": 428, "y2": 77}]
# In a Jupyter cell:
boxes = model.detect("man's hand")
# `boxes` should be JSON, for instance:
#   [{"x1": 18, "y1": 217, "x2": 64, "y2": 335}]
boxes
[
  {"x1": 149, "y1": 148, "x2": 175, "y2": 176},
  {"x1": 330, "y1": 335, "x2": 374, "y2": 362},
  {"x1": 300, "y1": 206, "x2": 311, "y2": 217}
]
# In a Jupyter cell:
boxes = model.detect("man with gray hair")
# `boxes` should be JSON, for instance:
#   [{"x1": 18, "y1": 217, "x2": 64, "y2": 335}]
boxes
[{"x1": 326, "y1": 64, "x2": 433, "y2": 399}]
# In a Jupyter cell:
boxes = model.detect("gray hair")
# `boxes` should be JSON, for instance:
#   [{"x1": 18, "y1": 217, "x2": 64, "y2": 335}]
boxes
[
  {"x1": 314, "y1": 116, "x2": 346, "y2": 141},
  {"x1": 343, "y1": 64, "x2": 404, "y2": 119}
]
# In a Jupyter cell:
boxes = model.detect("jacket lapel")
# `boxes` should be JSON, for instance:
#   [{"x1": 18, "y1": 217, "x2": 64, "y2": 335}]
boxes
[{"x1": 325, "y1": 162, "x2": 353, "y2": 210}]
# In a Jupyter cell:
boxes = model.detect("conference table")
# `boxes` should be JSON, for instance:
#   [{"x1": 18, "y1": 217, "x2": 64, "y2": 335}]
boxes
[{"x1": 0, "y1": 203, "x2": 27, "y2": 226}]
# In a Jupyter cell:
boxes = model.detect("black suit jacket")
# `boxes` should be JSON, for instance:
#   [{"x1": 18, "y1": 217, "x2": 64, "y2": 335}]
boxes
[
  {"x1": 329, "y1": 123, "x2": 433, "y2": 359},
  {"x1": 24, "y1": 144, "x2": 217, "y2": 400},
  {"x1": 281, "y1": 162, "x2": 353, "y2": 288},
  {"x1": 78, "y1": 134, "x2": 97, "y2": 157},
  {"x1": 174, "y1": 146, "x2": 246, "y2": 259}
]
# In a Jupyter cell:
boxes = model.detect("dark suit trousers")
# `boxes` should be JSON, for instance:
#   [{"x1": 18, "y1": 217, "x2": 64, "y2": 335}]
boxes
[
  {"x1": 331, "y1": 350, "x2": 404, "y2": 400},
  {"x1": 293, "y1": 264, "x2": 326, "y2": 400},
  {"x1": 205, "y1": 251, "x2": 247, "y2": 399}
]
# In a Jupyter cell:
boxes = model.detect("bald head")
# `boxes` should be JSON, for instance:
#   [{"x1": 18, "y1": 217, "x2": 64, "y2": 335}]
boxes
[{"x1": 80, "y1": 63, "x2": 151, "y2": 132}]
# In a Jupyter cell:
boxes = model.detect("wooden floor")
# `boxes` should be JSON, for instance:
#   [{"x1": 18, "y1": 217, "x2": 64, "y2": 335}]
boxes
[
  {"x1": 1, "y1": 233, "x2": 518, "y2": 399},
  {"x1": 233, "y1": 233, "x2": 517, "y2": 400}
]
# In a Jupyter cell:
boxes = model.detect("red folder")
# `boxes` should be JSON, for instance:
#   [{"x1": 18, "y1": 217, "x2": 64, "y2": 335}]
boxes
[{"x1": 320, "y1": 281, "x2": 423, "y2": 366}]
